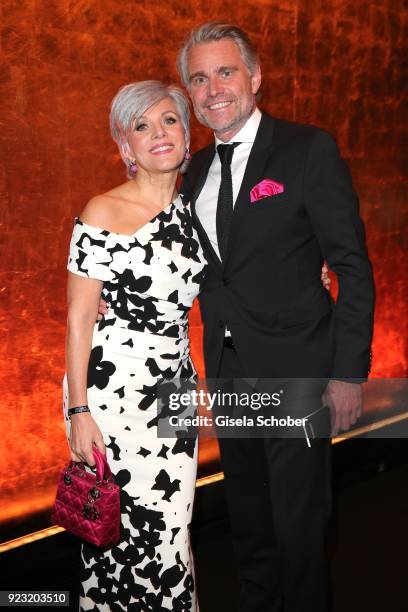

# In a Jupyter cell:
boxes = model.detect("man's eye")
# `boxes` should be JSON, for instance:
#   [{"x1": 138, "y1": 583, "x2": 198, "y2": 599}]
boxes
[
  {"x1": 193, "y1": 77, "x2": 205, "y2": 85},
  {"x1": 222, "y1": 70, "x2": 232, "y2": 77}
]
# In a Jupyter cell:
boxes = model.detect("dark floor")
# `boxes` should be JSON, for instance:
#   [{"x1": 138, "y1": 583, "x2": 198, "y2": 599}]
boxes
[
  {"x1": 193, "y1": 464, "x2": 408, "y2": 612},
  {"x1": 2, "y1": 439, "x2": 408, "y2": 612}
]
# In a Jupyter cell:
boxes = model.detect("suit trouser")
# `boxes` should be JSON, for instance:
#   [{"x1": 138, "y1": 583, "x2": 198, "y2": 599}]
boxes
[{"x1": 214, "y1": 343, "x2": 332, "y2": 612}]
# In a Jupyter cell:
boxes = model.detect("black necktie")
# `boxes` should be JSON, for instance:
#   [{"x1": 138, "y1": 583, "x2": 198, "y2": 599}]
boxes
[{"x1": 216, "y1": 142, "x2": 240, "y2": 262}]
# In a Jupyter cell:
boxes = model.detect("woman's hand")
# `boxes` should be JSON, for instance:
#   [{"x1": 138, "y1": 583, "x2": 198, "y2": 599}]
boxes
[
  {"x1": 321, "y1": 263, "x2": 331, "y2": 291},
  {"x1": 69, "y1": 412, "x2": 106, "y2": 466}
]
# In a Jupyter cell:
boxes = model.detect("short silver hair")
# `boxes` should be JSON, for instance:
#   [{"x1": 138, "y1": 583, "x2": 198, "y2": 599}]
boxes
[
  {"x1": 177, "y1": 22, "x2": 260, "y2": 89},
  {"x1": 110, "y1": 80, "x2": 190, "y2": 177}
]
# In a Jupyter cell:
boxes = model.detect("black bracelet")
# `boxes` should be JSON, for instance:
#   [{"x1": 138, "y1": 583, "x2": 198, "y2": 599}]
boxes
[{"x1": 68, "y1": 405, "x2": 90, "y2": 417}]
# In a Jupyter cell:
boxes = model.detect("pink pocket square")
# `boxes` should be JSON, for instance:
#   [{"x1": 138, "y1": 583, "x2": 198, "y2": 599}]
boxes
[{"x1": 250, "y1": 179, "x2": 284, "y2": 203}]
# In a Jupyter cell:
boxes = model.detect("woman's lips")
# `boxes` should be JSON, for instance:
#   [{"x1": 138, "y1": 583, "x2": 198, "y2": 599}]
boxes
[{"x1": 149, "y1": 143, "x2": 175, "y2": 155}]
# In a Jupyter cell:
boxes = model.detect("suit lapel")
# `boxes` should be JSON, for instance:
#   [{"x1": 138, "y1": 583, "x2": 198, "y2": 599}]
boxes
[
  {"x1": 188, "y1": 112, "x2": 276, "y2": 270},
  {"x1": 189, "y1": 146, "x2": 222, "y2": 269},
  {"x1": 190, "y1": 144, "x2": 215, "y2": 205},
  {"x1": 223, "y1": 112, "x2": 276, "y2": 267}
]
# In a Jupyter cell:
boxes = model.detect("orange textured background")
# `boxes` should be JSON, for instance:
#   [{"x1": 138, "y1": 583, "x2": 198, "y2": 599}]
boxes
[{"x1": 0, "y1": 0, "x2": 406, "y2": 525}]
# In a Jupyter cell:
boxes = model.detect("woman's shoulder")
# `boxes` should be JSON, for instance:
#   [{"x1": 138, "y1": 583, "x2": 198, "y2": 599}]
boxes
[
  {"x1": 80, "y1": 192, "x2": 119, "y2": 229},
  {"x1": 79, "y1": 182, "x2": 140, "y2": 233}
]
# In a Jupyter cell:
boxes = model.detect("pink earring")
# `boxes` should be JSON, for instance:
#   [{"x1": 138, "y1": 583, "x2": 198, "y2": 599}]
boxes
[
  {"x1": 129, "y1": 160, "x2": 138, "y2": 174},
  {"x1": 184, "y1": 148, "x2": 191, "y2": 161}
]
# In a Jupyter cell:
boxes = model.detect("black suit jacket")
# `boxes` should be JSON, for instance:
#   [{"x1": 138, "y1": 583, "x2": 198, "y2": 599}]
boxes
[{"x1": 181, "y1": 111, "x2": 375, "y2": 379}]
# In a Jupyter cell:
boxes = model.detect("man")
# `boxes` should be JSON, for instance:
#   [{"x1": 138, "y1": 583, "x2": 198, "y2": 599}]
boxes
[
  {"x1": 176, "y1": 22, "x2": 374, "y2": 612},
  {"x1": 98, "y1": 21, "x2": 374, "y2": 612}
]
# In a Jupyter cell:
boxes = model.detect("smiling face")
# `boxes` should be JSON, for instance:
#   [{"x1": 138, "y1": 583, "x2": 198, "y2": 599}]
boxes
[
  {"x1": 187, "y1": 38, "x2": 261, "y2": 141},
  {"x1": 125, "y1": 97, "x2": 187, "y2": 175}
]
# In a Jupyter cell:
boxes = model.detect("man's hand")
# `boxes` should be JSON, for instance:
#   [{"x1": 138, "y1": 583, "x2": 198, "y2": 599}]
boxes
[
  {"x1": 322, "y1": 380, "x2": 362, "y2": 436},
  {"x1": 97, "y1": 298, "x2": 109, "y2": 321}
]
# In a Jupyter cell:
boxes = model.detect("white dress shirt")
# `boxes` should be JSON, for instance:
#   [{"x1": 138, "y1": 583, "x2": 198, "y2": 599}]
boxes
[
  {"x1": 195, "y1": 107, "x2": 262, "y2": 260},
  {"x1": 195, "y1": 107, "x2": 262, "y2": 337}
]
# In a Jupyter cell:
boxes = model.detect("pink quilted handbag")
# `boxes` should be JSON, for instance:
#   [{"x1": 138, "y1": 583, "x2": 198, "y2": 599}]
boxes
[{"x1": 51, "y1": 448, "x2": 120, "y2": 547}]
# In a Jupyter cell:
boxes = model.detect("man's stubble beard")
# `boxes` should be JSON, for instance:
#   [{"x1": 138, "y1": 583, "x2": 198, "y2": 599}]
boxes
[{"x1": 192, "y1": 98, "x2": 256, "y2": 138}]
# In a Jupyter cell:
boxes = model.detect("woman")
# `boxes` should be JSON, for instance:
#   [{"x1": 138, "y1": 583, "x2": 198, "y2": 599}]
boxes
[{"x1": 64, "y1": 81, "x2": 206, "y2": 611}]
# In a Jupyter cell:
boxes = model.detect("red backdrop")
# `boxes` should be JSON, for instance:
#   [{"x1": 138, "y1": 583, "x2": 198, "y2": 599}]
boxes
[{"x1": 0, "y1": 0, "x2": 406, "y2": 525}]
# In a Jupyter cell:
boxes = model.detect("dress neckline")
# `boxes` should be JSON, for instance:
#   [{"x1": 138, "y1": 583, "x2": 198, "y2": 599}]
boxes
[{"x1": 76, "y1": 195, "x2": 181, "y2": 238}]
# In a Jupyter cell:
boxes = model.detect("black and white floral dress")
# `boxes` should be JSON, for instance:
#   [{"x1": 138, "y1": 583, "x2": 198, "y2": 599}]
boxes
[{"x1": 63, "y1": 195, "x2": 206, "y2": 611}]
